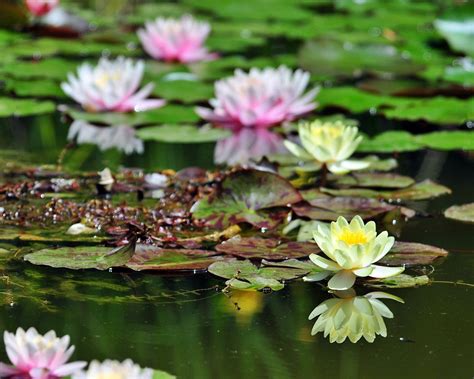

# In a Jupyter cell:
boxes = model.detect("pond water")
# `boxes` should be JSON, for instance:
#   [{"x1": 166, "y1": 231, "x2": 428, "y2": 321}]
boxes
[{"x1": 0, "y1": 0, "x2": 473, "y2": 378}]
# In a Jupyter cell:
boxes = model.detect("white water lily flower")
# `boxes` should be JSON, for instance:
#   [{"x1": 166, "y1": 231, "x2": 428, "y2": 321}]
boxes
[
  {"x1": 309, "y1": 289, "x2": 404, "y2": 343},
  {"x1": 284, "y1": 120, "x2": 370, "y2": 174},
  {"x1": 68, "y1": 120, "x2": 144, "y2": 155},
  {"x1": 0, "y1": 327, "x2": 86, "y2": 378},
  {"x1": 61, "y1": 57, "x2": 165, "y2": 112},
  {"x1": 306, "y1": 216, "x2": 404, "y2": 290},
  {"x1": 72, "y1": 359, "x2": 154, "y2": 379}
]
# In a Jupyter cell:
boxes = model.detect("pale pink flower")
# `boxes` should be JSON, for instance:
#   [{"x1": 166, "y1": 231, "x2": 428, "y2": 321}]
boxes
[
  {"x1": 196, "y1": 66, "x2": 318, "y2": 131},
  {"x1": 0, "y1": 327, "x2": 86, "y2": 379},
  {"x1": 138, "y1": 15, "x2": 217, "y2": 63},
  {"x1": 196, "y1": 66, "x2": 318, "y2": 165},
  {"x1": 25, "y1": 0, "x2": 59, "y2": 17},
  {"x1": 61, "y1": 57, "x2": 166, "y2": 112}
]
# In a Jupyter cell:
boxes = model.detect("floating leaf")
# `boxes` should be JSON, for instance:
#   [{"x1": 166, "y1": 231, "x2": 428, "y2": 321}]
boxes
[
  {"x1": 364, "y1": 274, "x2": 430, "y2": 289},
  {"x1": 152, "y1": 79, "x2": 214, "y2": 103},
  {"x1": 127, "y1": 245, "x2": 218, "y2": 271},
  {"x1": 208, "y1": 258, "x2": 307, "y2": 291},
  {"x1": 321, "y1": 180, "x2": 451, "y2": 200},
  {"x1": 380, "y1": 242, "x2": 448, "y2": 266},
  {"x1": 215, "y1": 236, "x2": 317, "y2": 260},
  {"x1": 24, "y1": 243, "x2": 135, "y2": 270},
  {"x1": 293, "y1": 196, "x2": 415, "y2": 221},
  {"x1": 0, "y1": 97, "x2": 55, "y2": 117},
  {"x1": 299, "y1": 39, "x2": 423, "y2": 79},
  {"x1": 191, "y1": 170, "x2": 303, "y2": 229},
  {"x1": 0, "y1": 58, "x2": 78, "y2": 80},
  {"x1": 332, "y1": 172, "x2": 415, "y2": 189},
  {"x1": 62, "y1": 104, "x2": 200, "y2": 126},
  {"x1": 444, "y1": 203, "x2": 474, "y2": 223},
  {"x1": 434, "y1": 5, "x2": 474, "y2": 56},
  {"x1": 5, "y1": 78, "x2": 67, "y2": 99},
  {"x1": 136, "y1": 124, "x2": 231, "y2": 143}
]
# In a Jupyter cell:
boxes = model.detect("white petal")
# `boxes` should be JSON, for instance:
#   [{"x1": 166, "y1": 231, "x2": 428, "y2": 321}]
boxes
[
  {"x1": 328, "y1": 270, "x2": 356, "y2": 290},
  {"x1": 369, "y1": 265, "x2": 405, "y2": 278}
]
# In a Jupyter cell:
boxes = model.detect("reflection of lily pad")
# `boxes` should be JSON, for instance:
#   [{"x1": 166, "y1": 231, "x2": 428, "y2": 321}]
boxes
[
  {"x1": 215, "y1": 237, "x2": 317, "y2": 260},
  {"x1": 299, "y1": 39, "x2": 423, "y2": 79},
  {"x1": 191, "y1": 170, "x2": 302, "y2": 229},
  {"x1": 444, "y1": 203, "x2": 474, "y2": 223},
  {"x1": 137, "y1": 125, "x2": 231, "y2": 143}
]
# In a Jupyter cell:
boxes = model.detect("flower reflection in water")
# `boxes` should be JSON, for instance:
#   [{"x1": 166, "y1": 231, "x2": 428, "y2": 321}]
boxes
[{"x1": 308, "y1": 289, "x2": 404, "y2": 343}]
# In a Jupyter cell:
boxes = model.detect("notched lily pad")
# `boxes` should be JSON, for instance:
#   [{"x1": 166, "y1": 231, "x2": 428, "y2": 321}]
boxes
[
  {"x1": 191, "y1": 170, "x2": 303, "y2": 229},
  {"x1": 215, "y1": 236, "x2": 317, "y2": 260},
  {"x1": 444, "y1": 203, "x2": 474, "y2": 223}
]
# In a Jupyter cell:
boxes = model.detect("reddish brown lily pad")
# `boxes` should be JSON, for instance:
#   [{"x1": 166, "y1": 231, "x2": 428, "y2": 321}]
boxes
[
  {"x1": 380, "y1": 242, "x2": 448, "y2": 266},
  {"x1": 215, "y1": 236, "x2": 317, "y2": 260}
]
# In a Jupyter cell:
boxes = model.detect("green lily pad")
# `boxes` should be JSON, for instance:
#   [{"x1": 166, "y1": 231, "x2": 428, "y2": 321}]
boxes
[
  {"x1": 152, "y1": 370, "x2": 176, "y2": 379},
  {"x1": 136, "y1": 124, "x2": 231, "y2": 143},
  {"x1": 332, "y1": 172, "x2": 415, "y2": 189},
  {"x1": 191, "y1": 170, "x2": 303, "y2": 229},
  {"x1": 5, "y1": 78, "x2": 67, "y2": 99},
  {"x1": 151, "y1": 79, "x2": 214, "y2": 103},
  {"x1": 364, "y1": 274, "x2": 430, "y2": 289},
  {"x1": 0, "y1": 97, "x2": 55, "y2": 117},
  {"x1": 321, "y1": 180, "x2": 451, "y2": 201},
  {"x1": 444, "y1": 203, "x2": 474, "y2": 223},
  {"x1": 62, "y1": 105, "x2": 200, "y2": 126},
  {"x1": 215, "y1": 237, "x2": 317, "y2": 260},
  {"x1": 358, "y1": 131, "x2": 422, "y2": 152},
  {"x1": 24, "y1": 242, "x2": 135, "y2": 270},
  {"x1": 0, "y1": 58, "x2": 78, "y2": 80},
  {"x1": 208, "y1": 258, "x2": 307, "y2": 291},
  {"x1": 299, "y1": 39, "x2": 424, "y2": 79}
]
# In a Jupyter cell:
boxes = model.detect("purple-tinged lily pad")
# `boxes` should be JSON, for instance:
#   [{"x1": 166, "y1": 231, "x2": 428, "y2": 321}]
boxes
[
  {"x1": 127, "y1": 245, "x2": 219, "y2": 271},
  {"x1": 380, "y1": 242, "x2": 448, "y2": 266},
  {"x1": 321, "y1": 180, "x2": 451, "y2": 201},
  {"x1": 292, "y1": 197, "x2": 416, "y2": 221},
  {"x1": 215, "y1": 236, "x2": 317, "y2": 260},
  {"x1": 191, "y1": 170, "x2": 302, "y2": 229}
]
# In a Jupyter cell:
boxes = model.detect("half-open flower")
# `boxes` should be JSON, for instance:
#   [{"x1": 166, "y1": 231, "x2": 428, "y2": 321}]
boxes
[
  {"x1": 284, "y1": 120, "x2": 369, "y2": 174},
  {"x1": 138, "y1": 15, "x2": 216, "y2": 63},
  {"x1": 26, "y1": 0, "x2": 59, "y2": 17},
  {"x1": 197, "y1": 66, "x2": 318, "y2": 165},
  {"x1": 72, "y1": 359, "x2": 153, "y2": 379},
  {"x1": 0, "y1": 327, "x2": 86, "y2": 378},
  {"x1": 61, "y1": 57, "x2": 165, "y2": 112},
  {"x1": 308, "y1": 289, "x2": 404, "y2": 343},
  {"x1": 306, "y1": 215, "x2": 404, "y2": 290}
]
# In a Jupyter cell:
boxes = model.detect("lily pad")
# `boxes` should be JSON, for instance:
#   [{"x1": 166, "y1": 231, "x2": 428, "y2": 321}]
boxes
[
  {"x1": 24, "y1": 242, "x2": 135, "y2": 270},
  {"x1": 136, "y1": 124, "x2": 231, "y2": 143},
  {"x1": 62, "y1": 105, "x2": 200, "y2": 126},
  {"x1": 380, "y1": 242, "x2": 449, "y2": 266},
  {"x1": 127, "y1": 245, "x2": 218, "y2": 271},
  {"x1": 0, "y1": 58, "x2": 78, "y2": 80},
  {"x1": 321, "y1": 180, "x2": 451, "y2": 201},
  {"x1": 434, "y1": 5, "x2": 474, "y2": 56},
  {"x1": 299, "y1": 39, "x2": 424, "y2": 79},
  {"x1": 151, "y1": 79, "x2": 214, "y2": 103},
  {"x1": 332, "y1": 172, "x2": 415, "y2": 189},
  {"x1": 208, "y1": 258, "x2": 308, "y2": 291},
  {"x1": 0, "y1": 97, "x2": 55, "y2": 117},
  {"x1": 444, "y1": 203, "x2": 474, "y2": 223},
  {"x1": 364, "y1": 274, "x2": 430, "y2": 289},
  {"x1": 191, "y1": 170, "x2": 303, "y2": 229},
  {"x1": 5, "y1": 78, "x2": 67, "y2": 99},
  {"x1": 215, "y1": 236, "x2": 317, "y2": 260}
]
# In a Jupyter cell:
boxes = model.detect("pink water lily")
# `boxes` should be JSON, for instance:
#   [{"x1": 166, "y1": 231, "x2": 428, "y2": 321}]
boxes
[
  {"x1": 138, "y1": 15, "x2": 217, "y2": 63},
  {"x1": 0, "y1": 327, "x2": 86, "y2": 379},
  {"x1": 196, "y1": 66, "x2": 318, "y2": 165},
  {"x1": 61, "y1": 57, "x2": 166, "y2": 113},
  {"x1": 26, "y1": 0, "x2": 59, "y2": 17}
]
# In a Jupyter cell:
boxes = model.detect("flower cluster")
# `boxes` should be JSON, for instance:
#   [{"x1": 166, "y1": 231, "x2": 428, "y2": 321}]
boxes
[
  {"x1": 305, "y1": 215, "x2": 404, "y2": 290},
  {"x1": 0, "y1": 328, "x2": 158, "y2": 379},
  {"x1": 284, "y1": 120, "x2": 369, "y2": 174}
]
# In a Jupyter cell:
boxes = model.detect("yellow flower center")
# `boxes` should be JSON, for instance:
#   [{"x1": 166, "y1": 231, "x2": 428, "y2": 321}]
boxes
[
  {"x1": 95, "y1": 71, "x2": 121, "y2": 88},
  {"x1": 311, "y1": 126, "x2": 343, "y2": 139},
  {"x1": 338, "y1": 229, "x2": 368, "y2": 245}
]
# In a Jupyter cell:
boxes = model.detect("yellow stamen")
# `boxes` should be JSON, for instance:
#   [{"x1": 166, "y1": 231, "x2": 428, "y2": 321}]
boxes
[
  {"x1": 311, "y1": 126, "x2": 343, "y2": 139},
  {"x1": 338, "y1": 229, "x2": 368, "y2": 245}
]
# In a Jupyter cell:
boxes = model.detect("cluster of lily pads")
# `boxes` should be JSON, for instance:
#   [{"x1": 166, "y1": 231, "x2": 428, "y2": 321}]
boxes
[{"x1": 0, "y1": 327, "x2": 174, "y2": 378}]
